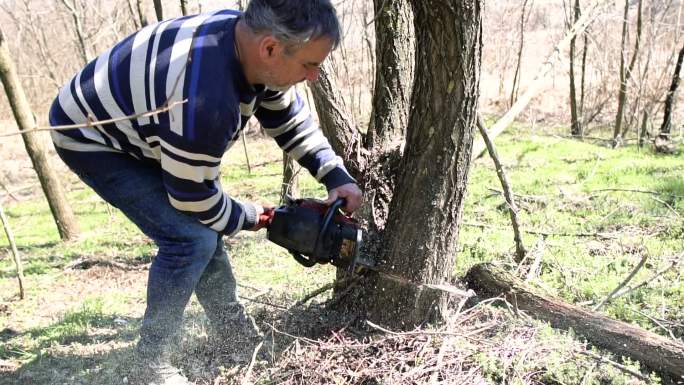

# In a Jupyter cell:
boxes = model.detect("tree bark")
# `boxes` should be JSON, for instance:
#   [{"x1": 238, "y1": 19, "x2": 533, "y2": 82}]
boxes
[
  {"x1": 367, "y1": 0, "x2": 482, "y2": 329},
  {"x1": 569, "y1": 0, "x2": 582, "y2": 137},
  {"x1": 659, "y1": 41, "x2": 684, "y2": 141},
  {"x1": 465, "y1": 263, "x2": 684, "y2": 380},
  {"x1": 153, "y1": 0, "x2": 163, "y2": 22},
  {"x1": 0, "y1": 28, "x2": 79, "y2": 240},
  {"x1": 364, "y1": 0, "x2": 414, "y2": 153}
]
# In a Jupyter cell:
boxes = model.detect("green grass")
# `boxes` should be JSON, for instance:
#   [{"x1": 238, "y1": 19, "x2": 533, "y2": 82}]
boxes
[{"x1": 458, "y1": 130, "x2": 684, "y2": 333}]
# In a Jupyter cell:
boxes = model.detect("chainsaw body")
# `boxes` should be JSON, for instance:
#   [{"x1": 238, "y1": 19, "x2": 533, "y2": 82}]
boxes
[{"x1": 267, "y1": 198, "x2": 363, "y2": 271}]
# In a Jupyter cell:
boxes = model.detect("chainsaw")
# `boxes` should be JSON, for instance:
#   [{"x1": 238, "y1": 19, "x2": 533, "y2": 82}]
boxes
[
  {"x1": 262, "y1": 197, "x2": 472, "y2": 297},
  {"x1": 264, "y1": 197, "x2": 369, "y2": 272}
]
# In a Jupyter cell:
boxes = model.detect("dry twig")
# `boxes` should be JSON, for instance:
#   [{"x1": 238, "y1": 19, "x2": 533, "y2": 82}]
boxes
[{"x1": 594, "y1": 254, "x2": 648, "y2": 311}]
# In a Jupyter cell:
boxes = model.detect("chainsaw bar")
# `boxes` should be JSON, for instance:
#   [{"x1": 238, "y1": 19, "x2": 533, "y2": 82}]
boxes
[{"x1": 351, "y1": 257, "x2": 472, "y2": 297}]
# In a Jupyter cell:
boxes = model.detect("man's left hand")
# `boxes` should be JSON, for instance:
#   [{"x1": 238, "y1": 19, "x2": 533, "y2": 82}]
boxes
[{"x1": 325, "y1": 183, "x2": 363, "y2": 213}]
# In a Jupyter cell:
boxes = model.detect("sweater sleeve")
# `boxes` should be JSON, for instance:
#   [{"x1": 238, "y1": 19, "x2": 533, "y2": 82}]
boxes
[
  {"x1": 158, "y1": 136, "x2": 258, "y2": 235},
  {"x1": 254, "y1": 87, "x2": 356, "y2": 190}
]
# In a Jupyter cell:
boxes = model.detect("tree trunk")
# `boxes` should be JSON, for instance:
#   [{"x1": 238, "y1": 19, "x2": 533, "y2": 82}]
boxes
[
  {"x1": 613, "y1": 0, "x2": 642, "y2": 146},
  {"x1": 620, "y1": 0, "x2": 643, "y2": 139},
  {"x1": 153, "y1": 0, "x2": 163, "y2": 22},
  {"x1": 569, "y1": 0, "x2": 582, "y2": 137},
  {"x1": 180, "y1": 0, "x2": 188, "y2": 16},
  {"x1": 659, "y1": 42, "x2": 684, "y2": 141},
  {"x1": 308, "y1": 61, "x2": 363, "y2": 178},
  {"x1": 0, "y1": 28, "x2": 79, "y2": 240},
  {"x1": 465, "y1": 263, "x2": 684, "y2": 380},
  {"x1": 364, "y1": 0, "x2": 414, "y2": 153},
  {"x1": 367, "y1": 0, "x2": 482, "y2": 329}
]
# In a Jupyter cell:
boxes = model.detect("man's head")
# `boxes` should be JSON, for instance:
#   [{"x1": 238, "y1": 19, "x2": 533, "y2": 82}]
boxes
[{"x1": 241, "y1": 0, "x2": 341, "y2": 90}]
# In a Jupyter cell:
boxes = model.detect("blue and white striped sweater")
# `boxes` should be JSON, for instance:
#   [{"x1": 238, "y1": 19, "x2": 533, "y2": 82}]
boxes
[{"x1": 49, "y1": 10, "x2": 354, "y2": 236}]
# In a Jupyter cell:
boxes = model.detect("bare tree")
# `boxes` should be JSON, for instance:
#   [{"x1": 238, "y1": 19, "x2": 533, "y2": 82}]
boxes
[
  {"x1": 58, "y1": 0, "x2": 92, "y2": 65},
  {"x1": 510, "y1": 0, "x2": 532, "y2": 107},
  {"x1": 569, "y1": 0, "x2": 583, "y2": 137},
  {"x1": 0, "y1": 27, "x2": 79, "y2": 240},
  {"x1": 658, "y1": 41, "x2": 684, "y2": 142},
  {"x1": 613, "y1": 0, "x2": 642, "y2": 146}
]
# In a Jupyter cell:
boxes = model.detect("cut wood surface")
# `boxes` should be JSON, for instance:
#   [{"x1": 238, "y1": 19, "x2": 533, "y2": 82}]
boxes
[{"x1": 464, "y1": 263, "x2": 684, "y2": 380}]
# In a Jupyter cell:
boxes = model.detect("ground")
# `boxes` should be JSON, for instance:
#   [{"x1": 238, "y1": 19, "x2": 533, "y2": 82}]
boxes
[{"x1": 1, "y1": 128, "x2": 683, "y2": 384}]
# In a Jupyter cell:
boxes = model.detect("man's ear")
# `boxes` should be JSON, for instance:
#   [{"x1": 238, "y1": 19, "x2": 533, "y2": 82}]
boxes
[{"x1": 258, "y1": 35, "x2": 281, "y2": 61}]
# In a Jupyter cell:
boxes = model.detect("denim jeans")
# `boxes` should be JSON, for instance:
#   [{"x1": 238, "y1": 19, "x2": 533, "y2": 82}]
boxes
[{"x1": 55, "y1": 148, "x2": 240, "y2": 356}]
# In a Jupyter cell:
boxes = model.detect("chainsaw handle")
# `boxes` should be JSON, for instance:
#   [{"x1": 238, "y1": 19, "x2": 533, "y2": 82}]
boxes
[{"x1": 313, "y1": 198, "x2": 345, "y2": 259}]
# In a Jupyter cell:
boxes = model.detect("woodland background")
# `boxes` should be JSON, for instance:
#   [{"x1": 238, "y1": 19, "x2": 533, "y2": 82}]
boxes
[{"x1": 0, "y1": 0, "x2": 683, "y2": 384}]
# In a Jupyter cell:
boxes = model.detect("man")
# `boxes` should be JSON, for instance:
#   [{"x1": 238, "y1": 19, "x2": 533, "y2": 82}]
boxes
[{"x1": 48, "y1": 1, "x2": 362, "y2": 384}]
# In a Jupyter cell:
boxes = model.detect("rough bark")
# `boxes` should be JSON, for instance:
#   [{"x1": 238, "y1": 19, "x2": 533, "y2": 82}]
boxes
[
  {"x1": 367, "y1": 0, "x2": 481, "y2": 329},
  {"x1": 659, "y1": 41, "x2": 684, "y2": 141},
  {"x1": 0, "y1": 28, "x2": 79, "y2": 240},
  {"x1": 465, "y1": 263, "x2": 684, "y2": 380},
  {"x1": 364, "y1": 0, "x2": 414, "y2": 153},
  {"x1": 358, "y1": 0, "x2": 415, "y2": 234},
  {"x1": 569, "y1": 0, "x2": 582, "y2": 137}
]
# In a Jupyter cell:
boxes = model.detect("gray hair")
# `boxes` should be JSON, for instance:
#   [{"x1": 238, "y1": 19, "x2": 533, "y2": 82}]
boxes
[{"x1": 243, "y1": 0, "x2": 342, "y2": 51}]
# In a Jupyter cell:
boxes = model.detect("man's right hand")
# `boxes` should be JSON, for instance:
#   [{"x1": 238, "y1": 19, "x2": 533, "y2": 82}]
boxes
[{"x1": 249, "y1": 205, "x2": 274, "y2": 231}]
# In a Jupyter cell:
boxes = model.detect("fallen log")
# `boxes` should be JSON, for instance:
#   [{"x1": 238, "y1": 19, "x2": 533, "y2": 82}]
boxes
[{"x1": 464, "y1": 263, "x2": 684, "y2": 381}]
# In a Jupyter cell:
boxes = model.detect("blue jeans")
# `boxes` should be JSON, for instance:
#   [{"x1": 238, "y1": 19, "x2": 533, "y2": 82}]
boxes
[{"x1": 56, "y1": 148, "x2": 240, "y2": 356}]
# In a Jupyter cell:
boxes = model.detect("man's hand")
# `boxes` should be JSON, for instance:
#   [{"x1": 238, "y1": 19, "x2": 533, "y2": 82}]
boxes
[
  {"x1": 325, "y1": 183, "x2": 363, "y2": 213},
  {"x1": 249, "y1": 204, "x2": 275, "y2": 231}
]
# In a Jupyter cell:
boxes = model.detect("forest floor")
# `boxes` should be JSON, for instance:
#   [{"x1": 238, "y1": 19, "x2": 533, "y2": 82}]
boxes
[{"x1": 0, "y1": 126, "x2": 683, "y2": 385}]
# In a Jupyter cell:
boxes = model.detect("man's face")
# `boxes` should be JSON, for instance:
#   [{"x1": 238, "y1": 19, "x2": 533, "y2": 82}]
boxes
[{"x1": 261, "y1": 37, "x2": 334, "y2": 90}]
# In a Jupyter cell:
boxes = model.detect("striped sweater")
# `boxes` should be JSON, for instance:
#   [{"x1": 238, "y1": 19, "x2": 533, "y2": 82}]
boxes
[{"x1": 49, "y1": 10, "x2": 354, "y2": 236}]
